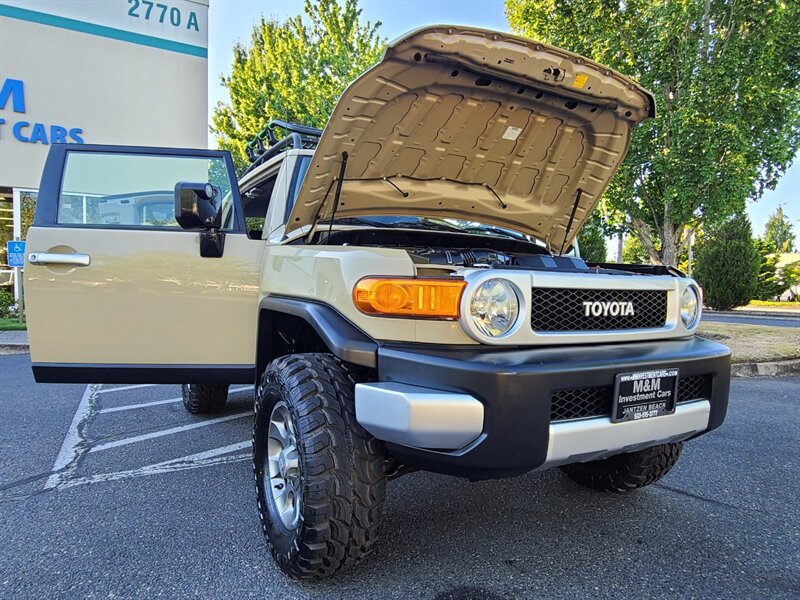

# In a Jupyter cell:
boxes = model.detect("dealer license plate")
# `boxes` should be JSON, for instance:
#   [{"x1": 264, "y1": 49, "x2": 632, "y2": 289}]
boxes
[{"x1": 612, "y1": 368, "x2": 679, "y2": 423}]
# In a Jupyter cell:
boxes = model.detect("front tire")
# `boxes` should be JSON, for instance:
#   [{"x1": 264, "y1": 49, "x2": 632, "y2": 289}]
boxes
[
  {"x1": 561, "y1": 442, "x2": 683, "y2": 493},
  {"x1": 253, "y1": 353, "x2": 386, "y2": 579},
  {"x1": 181, "y1": 383, "x2": 228, "y2": 414}
]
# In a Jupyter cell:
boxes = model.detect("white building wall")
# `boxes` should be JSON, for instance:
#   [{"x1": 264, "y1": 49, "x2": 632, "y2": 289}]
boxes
[{"x1": 0, "y1": 0, "x2": 209, "y2": 190}]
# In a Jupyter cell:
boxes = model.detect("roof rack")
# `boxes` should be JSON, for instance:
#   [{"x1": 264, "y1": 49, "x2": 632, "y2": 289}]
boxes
[{"x1": 242, "y1": 119, "x2": 322, "y2": 176}]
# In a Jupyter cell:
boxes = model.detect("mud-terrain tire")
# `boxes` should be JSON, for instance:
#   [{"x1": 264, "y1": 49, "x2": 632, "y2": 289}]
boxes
[
  {"x1": 181, "y1": 383, "x2": 229, "y2": 414},
  {"x1": 561, "y1": 442, "x2": 683, "y2": 493},
  {"x1": 253, "y1": 353, "x2": 386, "y2": 579}
]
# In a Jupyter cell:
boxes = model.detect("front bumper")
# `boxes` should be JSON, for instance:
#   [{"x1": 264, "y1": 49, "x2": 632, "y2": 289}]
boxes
[{"x1": 355, "y1": 336, "x2": 730, "y2": 480}]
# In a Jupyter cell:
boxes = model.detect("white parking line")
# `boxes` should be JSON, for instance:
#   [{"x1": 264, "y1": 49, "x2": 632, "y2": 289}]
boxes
[
  {"x1": 62, "y1": 441, "x2": 251, "y2": 489},
  {"x1": 99, "y1": 397, "x2": 184, "y2": 413},
  {"x1": 45, "y1": 384, "x2": 254, "y2": 491},
  {"x1": 98, "y1": 386, "x2": 253, "y2": 414},
  {"x1": 89, "y1": 412, "x2": 250, "y2": 453},
  {"x1": 45, "y1": 384, "x2": 100, "y2": 490},
  {"x1": 95, "y1": 384, "x2": 156, "y2": 395}
]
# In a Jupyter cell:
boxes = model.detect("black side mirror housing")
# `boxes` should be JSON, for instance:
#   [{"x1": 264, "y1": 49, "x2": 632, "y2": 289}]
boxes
[
  {"x1": 174, "y1": 182, "x2": 226, "y2": 258},
  {"x1": 174, "y1": 182, "x2": 222, "y2": 230}
]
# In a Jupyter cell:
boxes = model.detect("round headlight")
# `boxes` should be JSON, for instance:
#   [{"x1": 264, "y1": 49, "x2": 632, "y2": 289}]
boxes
[
  {"x1": 469, "y1": 279, "x2": 520, "y2": 337},
  {"x1": 680, "y1": 285, "x2": 700, "y2": 328}
]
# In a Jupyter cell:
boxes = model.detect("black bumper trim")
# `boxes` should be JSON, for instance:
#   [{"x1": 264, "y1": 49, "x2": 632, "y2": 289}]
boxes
[
  {"x1": 377, "y1": 336, "x2": 731, "y2": 480},
  {"x1": 32, "y1": 363, "x2": 255, "y2": 384}
]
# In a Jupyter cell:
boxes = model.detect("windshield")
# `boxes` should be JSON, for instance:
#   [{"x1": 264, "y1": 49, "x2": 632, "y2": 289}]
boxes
[{"x1": 327, "y1": 215, "x2": 544, "y2": 244}]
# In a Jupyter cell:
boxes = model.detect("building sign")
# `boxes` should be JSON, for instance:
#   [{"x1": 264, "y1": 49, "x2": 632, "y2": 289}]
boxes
[
  {"x1": 0, "y1": 79, "x2": 85, "y2": 146},
  {"x1": 0, "y1": 0, "x2": 208, "y2": 57},
  {"x1": 0, "y1": 0, "x2": 209, "y2": 190}
]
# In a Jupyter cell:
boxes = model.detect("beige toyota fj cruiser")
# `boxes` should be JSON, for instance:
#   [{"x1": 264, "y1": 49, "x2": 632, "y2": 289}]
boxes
[{"x1": 24, "y1": 26, "x2": 730, "y2": 579}]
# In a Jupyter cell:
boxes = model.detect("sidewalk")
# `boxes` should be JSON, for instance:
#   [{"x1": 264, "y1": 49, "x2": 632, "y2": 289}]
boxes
[
  {"x1": 0, "y1": 330, "x2": 29, "y2": 354},
  {"x1": 733, "y1": 305, "x2": 800, "y2": 317},
  {"x1": 705, "y1": 308, "x2": 800, "y2": 319}
]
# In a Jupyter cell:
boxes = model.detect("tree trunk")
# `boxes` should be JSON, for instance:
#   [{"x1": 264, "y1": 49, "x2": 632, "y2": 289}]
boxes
[
  {"x1": 630, "y1": 217, "x2": 663, "y2": 264},
  {"x1": 660, "y1": 220, "x2": 679, "y2": 267},
  {"x1": 701, "y1": 0, "x2": 712, "y2": 63},
  {"x1": 630, "y1": 217, "x2": 686, "y2": 267}
]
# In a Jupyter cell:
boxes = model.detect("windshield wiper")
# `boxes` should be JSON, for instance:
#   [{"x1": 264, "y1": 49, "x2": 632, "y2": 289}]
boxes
[
  {"x1": 456, "y1": 224, "x2": 527, "y2": 241},
  {"x1": 327, "y1": 217, "x2": 466, "y2": 233},
  {"x1": 324, "y1": 217, "x2": 397, "y2": 227},
  {"x1": 414, "y1": 218, "x2": 471, "y2": 233},
  {"x1": 324, "y1": 217, "x2": 531, "y2": 241}
]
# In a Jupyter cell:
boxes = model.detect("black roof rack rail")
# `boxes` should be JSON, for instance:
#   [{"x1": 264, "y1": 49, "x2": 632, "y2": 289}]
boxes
[
  {"x1": 242, "y1": 119, "x2": 322, "y2": 177},
  {"x1": 269, "y1": 119, "x2": 324, "y2": 139}
]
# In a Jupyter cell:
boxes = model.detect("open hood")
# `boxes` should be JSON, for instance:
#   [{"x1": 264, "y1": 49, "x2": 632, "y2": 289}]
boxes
[{"x1": 286, "y1": 26, "x2": 654, "y2": 251}]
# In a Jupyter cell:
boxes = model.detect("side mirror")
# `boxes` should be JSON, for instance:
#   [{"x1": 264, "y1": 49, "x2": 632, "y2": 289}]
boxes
[
  {"x1": 174, "y1": 182, "x2": 221, "y2": 230},
  {"x1": 174, "y1": 182, "x2": 226, "y2": 258}
]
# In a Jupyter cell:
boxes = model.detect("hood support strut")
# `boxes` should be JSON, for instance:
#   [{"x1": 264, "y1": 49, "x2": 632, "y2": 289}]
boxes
[
  {"x1": 324, "y1": 152, "x2": 349, "y2": 244},
  {"x1": 559, "y1": 188, "x2": 583, "y2": 255}
]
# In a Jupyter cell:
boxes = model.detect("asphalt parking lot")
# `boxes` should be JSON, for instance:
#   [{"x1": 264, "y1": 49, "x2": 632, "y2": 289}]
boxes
[{"x1": 0, "y1": 353, "x2": 798, "y2": 599}]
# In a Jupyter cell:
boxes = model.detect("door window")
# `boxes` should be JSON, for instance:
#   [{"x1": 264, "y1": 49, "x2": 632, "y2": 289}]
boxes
[
  {"x1": 240, "y1": 171, "x2": 279, "y2": 239},
  {"x1": 284, "y1": 155, "x2": 312, "y2": 220},
  {"x1": 57, "y1": 152, "x2": 236, "y2": 228}
]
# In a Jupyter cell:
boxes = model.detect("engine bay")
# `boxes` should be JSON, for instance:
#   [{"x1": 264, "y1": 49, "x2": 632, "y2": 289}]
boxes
[
  {"x1": 409, "y1": 247, "x2": 592, "y2": 272},
  {"x1": 315, "y1": 226, "x2": 682, "y2": 276}
]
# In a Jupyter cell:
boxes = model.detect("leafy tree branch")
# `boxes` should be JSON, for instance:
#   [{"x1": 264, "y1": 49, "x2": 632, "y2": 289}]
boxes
[
  {"x1": 507, "y1": 0, "x2": 800, "y2": 266},
  {"x1": 212, "y1": 0, "x2": 386, "y2": 172}
]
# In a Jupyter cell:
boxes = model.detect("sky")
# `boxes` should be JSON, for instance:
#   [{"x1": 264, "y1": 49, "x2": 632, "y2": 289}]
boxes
[{"x1": 207, "y1": 0, "x2": 799, "y2": 238}]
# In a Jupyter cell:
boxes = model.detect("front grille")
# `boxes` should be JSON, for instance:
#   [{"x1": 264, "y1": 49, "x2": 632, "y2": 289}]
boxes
[
  {"x1": 550, "y1": 374, "x2": 713, "y2": 421},
  {"x1": 676, "y1": 374, "x2": 713, "y2": 404},
  {"x1": 531, "y1": 288, "x2": 668, "y2": 332},
  {"x1": 550, "y1": 387, "x2": 613, "y2": 422}
]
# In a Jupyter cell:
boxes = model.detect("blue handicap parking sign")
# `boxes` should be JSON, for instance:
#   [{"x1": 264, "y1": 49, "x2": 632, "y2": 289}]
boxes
[{"x1": 6, "y1": 240, "x2": 26, "y2": 268}]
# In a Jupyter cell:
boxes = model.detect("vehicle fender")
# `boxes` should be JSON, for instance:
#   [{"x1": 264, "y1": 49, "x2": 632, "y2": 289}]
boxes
[{"x1": 257, "y1": 296, "x2": 378, "y2": 375}]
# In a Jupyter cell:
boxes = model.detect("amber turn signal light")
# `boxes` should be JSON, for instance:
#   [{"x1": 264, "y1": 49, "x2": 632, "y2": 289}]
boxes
[{"x1": 353, "y1": 277, "x2": 466, "y2": 319}]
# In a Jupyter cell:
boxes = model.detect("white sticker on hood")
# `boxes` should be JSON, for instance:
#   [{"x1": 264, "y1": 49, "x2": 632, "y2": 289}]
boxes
[{"x1": 502, "y1": 126, "x2": 523, "y2": 141}]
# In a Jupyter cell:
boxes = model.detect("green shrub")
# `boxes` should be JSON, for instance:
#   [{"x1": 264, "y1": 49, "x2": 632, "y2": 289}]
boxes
[
  {"x1": 576, "y1": 212, "x2": 607, "y2": 263},
  {"x1": 694, "y1": 213, "x2": 759, "y2": 310},
  {"x1": 780, "y1": 261, "x2": 800, "y2": 300},
  {"x1": 622, "y1": 235, "x2": 650, "y2": 264},
  {"x1": 0, "y1": 289, "x2": 15, "y2": 318},
  {"x1": 753, "y1": 239, "x2": 785, "y2": 300}
]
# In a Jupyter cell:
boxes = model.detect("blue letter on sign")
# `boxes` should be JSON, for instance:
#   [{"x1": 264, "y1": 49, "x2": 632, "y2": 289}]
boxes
[{"x1": 0, "y1": 79, "x2": 25, "y2": 113}]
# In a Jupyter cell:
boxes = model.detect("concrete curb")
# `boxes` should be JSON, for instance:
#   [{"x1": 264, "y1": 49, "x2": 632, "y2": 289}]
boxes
[
  {"x1": 0, "y1": 344, "x2": 30, "y2": 355},
  {"x1": 730, "y1": 359, "x2": 800, "y2": 378}
]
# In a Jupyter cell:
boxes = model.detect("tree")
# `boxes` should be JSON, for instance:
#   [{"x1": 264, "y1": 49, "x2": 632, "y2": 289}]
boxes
[
  {"x1": 781, "y1": 261, "x2": 800, "y2": 301},
  {"x1": 576, "y1": 212, "x2": 607, "y2": 262},
  {"x1": 622, "y1": 235, "x2": 650, "y2": 264},
  {"x1": 763, "y1": 206, "x2": 796, "y2": 253},
  {"x1": 211, "y1": 0, "x2": 385, "y2": 171},
  {"x1": 506, "y1": 0, "x2": 800, "y2": 267},
  {"x1": 753, "y1": 238, "x2": 784, "y2": 300},
  {"x1": 693, "y1": 213, "x2": 759, "y2": 310}
]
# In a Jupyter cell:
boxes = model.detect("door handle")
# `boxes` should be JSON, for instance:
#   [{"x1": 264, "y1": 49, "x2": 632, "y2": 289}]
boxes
[{"x1": 28, "y1": 252, "x2": 91, "y2": 267}]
